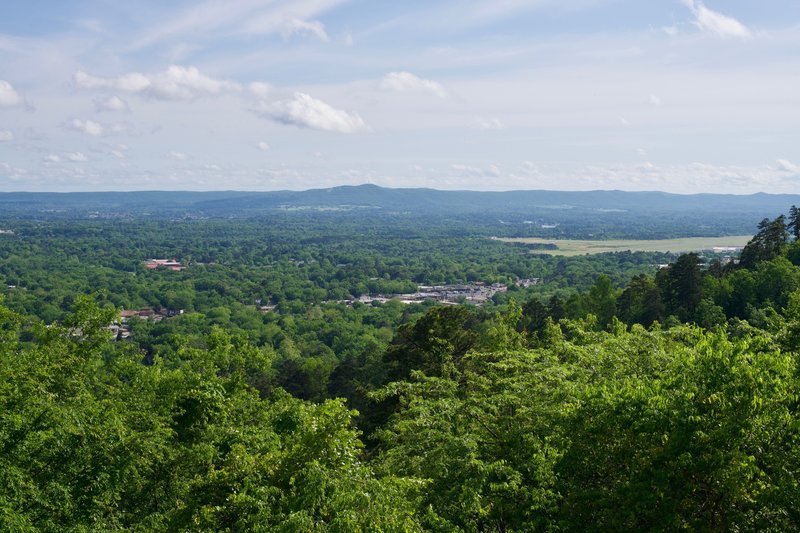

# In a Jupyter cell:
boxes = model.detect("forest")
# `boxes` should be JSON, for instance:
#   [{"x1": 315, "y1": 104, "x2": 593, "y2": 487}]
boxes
[{"x1": 1, "y1": 199, "x2": 800, "y2": 531}]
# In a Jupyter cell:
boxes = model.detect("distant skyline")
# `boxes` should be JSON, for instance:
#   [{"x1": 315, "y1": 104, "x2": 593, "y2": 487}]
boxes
[{"x1": 1, "y1": 0, "x2": 799, "y2": 193}]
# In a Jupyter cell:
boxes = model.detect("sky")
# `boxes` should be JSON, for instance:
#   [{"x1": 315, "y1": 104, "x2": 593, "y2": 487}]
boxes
[{"x1": 1, "y1": 0, "x2": 799, "y2": 193}]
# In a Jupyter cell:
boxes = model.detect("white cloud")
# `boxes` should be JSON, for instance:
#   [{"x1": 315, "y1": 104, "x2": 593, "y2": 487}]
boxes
[
  {"x1": 74, "y1": 71, "x2": 149, "y2": 92},
  {"x1": 473, "y1": 117, "x2": 505, "y2": 130},
  {"x1": 260, "y1": 92, "x2": 368, "y2": 133},
  {"x1": 277, "y1": 18, "x2": 328, "y2": 41},
  {"x1": 776, "y1": 159, "x2": 800, "y2": 173},
  {"x1": 66, "y1": 152, "x2": 88, "y2": 162},
  {"x1": 450, "y1": 163, "x2": 501, "y2": 178},
  {"x1": 95, "y1": 95, "x2": 129, "y2": 112},
  {"x1": 499, "y1": 160, "x2": 798, "y2": 194},
  {"x1": 111, "y1": 150, "x2": 126, "y2": 159},
  {"x1": 74, "y1": 65, "x2": 242, "y2": 100},
  {"x1": 649, "y1": 94, "x2": 663, "y2": 107},
  {"x1": 0, "y1": 163, "x2": 31, "y2": 182},
  {"x1": 0, "y1": 80, "x2": 23, "y2": 107},
  {"x1": 662, "y1": 25, "x2": 679, "y2": 37},
  {"x1": 380, "y1": 71, "x2": 447, "y2": 98},
  {"x1": 257, "y1": 141, "x2": 271, "y2": 151},
  {"x1": 0, "y1": 130, "x2": 13, "y2": 142},
  {"x1": 248, "y1": 82, "x2": 271, "y2": 99},
  {"x1": 129, "y1": 0, "x2": 346, "y2": 51},
  {"x1": 169, "y1": 151, "x2": 188, "y2": 161},
  {"x1": 681, "y1": 0, "x2": 751, "y2": 39},
  {"x1": 109, "y1": 123, "x2": 129, "y2": 135},
  {"x1": 69, "y1": 118, "x2": 104, "y2": 136},
  {"x1": 44, "y1": 154, "x2": 61, "y2": 163}
]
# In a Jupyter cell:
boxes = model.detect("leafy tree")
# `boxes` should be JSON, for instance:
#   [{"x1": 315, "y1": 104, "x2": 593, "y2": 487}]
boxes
[
  {"x1": 374, "y1": 348, "x2": 570, "y2": 531},
  {"x1": 548, "y1": 294, "x2": 567, "y2": 322},
  {"x1": 696, "y1": 298, "x2": 727, "y2": 329},
  {"x1": 383, "y1": 305, "x2": 480, "y2": 381},
  {"x1": 586, "y1": 274, "x2": 618, "y2": 328},
  {"x1": 521, "y1": 297, "x2": 550, "y2": 339},
  {"x1": 753, "y1": 256, "x2": 800, "y2": 309},
  {"x1": 0, "y1": 298, "x2": 422, "y2": 531},
  {"x1": 557, "y1": 327, "x2": 800, "y2": 531}
]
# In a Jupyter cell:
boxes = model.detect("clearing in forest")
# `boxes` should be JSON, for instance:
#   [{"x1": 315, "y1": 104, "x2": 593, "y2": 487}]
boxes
[{"x1": 493, "y1": 235, "x2": 753, "y2": 256}]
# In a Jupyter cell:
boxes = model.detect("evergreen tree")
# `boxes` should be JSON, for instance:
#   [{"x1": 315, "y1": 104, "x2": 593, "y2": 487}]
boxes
[
  {"x1": 740, "y1": 216, "x2": 789, "y2": 268},
  {"x1": 788, "y1": 205, "x2": 800, "y2": 241},
  {"x1": 657, "y1": 253, "x2": 703, "y2": 322},
  {"x1": 521, "y1": 297, "x2": 550, "y2": 335},
  {"x1": 618, "y1": 274, "x2": 664, "y2": 326}
]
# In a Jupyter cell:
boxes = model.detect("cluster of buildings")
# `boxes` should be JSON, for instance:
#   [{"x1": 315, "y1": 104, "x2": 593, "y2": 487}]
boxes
[
  {"x1": 708, "y1": 246, "x2": 745, "y2": 265},
  {"x1": 410, "y1": 283, "x2": 508, "y2": 304},
  {"x1": 120, "y1": 308, "x2": 184, "y2": 321},
  {"x1": 340, "y1": 282, "x2": 509, "y2": 307},
  {"x1": 144, "y1": 259, "x2": 185, "y2": 271},
  {"x1": 108, "y1": 307, "x2": 185, "y2": 340},
  {"x1": 709, "y1": 246, "x2": 744, "y2": 253}
]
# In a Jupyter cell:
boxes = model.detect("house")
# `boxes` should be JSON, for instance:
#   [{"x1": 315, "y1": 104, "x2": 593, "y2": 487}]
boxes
[
  {"x1": 145, "y1": 259, "x2": 185, "y2": 271},
  {"x1": 107, "y1": 324, "x2": 132, "y2": 340},
  {"x1": 120, "y1": 310, "x2": 139, "y2": 320}
]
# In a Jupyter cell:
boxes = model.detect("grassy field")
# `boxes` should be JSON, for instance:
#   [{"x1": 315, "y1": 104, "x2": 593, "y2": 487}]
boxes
[{"x1": 493, "y1": 235, "x2": 752, "y2": 256}]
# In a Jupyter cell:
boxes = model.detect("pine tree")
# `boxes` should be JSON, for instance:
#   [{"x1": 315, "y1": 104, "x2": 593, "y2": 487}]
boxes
[
  {"x1": 788, "y1": 205, "x2": 800, "y2": 241},
  {"x1": 739, "y1": 216, "x2": 788, "y2": 268}
]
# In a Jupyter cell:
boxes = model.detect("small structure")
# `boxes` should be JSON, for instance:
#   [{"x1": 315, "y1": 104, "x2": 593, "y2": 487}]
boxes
[
  {"x1": 116, "y1": 307, "x2": 185, "y2": 339},
  {"x1": 145, "y1": 259, "x2": 185, "y2": 271},
  {"x1": 120, "y1": 309, "x2": 139, "y2": 320},
  {"x1": 107, "y1": 324, "x2": 132, "y2": 340},
  {"x1": 120, "y1": 308, "x2": 184, "y2": 322}
]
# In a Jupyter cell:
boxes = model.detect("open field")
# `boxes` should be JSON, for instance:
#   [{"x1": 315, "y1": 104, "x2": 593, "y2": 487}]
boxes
[{"x1": 493, "y1": 235, "x2": 753, "y2": 256}]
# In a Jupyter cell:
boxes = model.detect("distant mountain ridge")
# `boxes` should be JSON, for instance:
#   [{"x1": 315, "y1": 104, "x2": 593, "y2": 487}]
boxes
[
  {"x1": 2, "y1": 184, "x2": 796, "y2": 238},
  {"x1": 0, "y1": 184, "x2": 797, "y2": 215}
]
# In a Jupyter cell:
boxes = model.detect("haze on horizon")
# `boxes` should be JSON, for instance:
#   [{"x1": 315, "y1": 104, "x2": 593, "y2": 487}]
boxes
[{"x1": 0, "y1": 0, "x2": 799, "y2": 194}]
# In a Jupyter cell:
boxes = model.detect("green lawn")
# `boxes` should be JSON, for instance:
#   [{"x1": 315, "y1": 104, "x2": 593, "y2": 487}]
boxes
[{"x1": 493, "y1": 235, "x2": 752, "y2": 256}]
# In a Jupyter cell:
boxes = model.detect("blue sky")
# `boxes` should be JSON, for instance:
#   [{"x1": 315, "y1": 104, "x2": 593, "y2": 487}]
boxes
[{"x1": 1, "y1": 0, "x2": 799, "y2": 192}]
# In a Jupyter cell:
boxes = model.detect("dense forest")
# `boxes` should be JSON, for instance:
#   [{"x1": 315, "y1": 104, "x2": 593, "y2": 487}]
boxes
[{"x1": 1, "y1": 199, "x2": 800, "y2": 530}]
